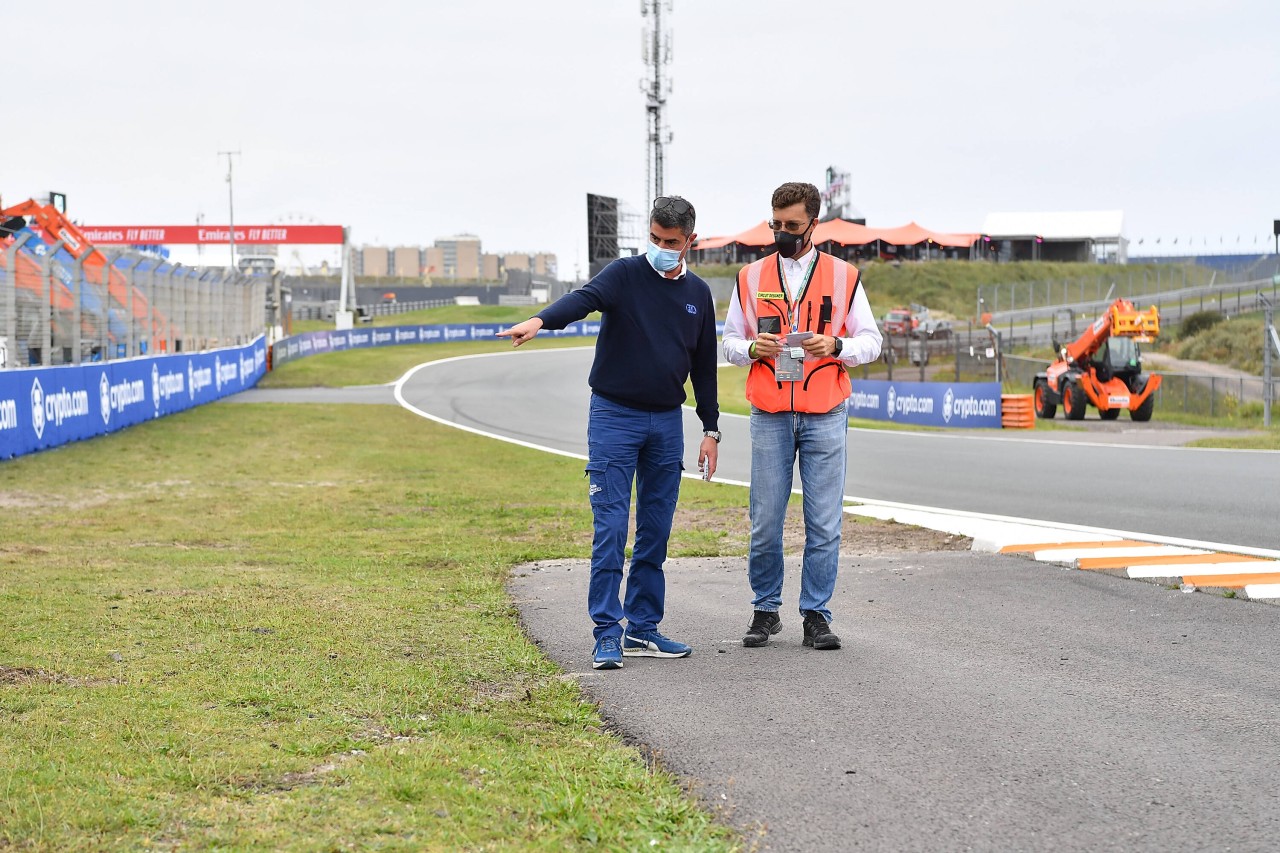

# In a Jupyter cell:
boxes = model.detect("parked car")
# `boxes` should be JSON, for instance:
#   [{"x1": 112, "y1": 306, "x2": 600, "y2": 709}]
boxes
[{"x1": 918, "y1": 317, "x2": 953, "y2": 339}]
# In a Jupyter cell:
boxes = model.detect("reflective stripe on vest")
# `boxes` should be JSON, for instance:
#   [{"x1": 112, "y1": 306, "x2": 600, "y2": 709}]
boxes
[{"x1": 737, "y1": 251, "x2": 859, "y2": 413}]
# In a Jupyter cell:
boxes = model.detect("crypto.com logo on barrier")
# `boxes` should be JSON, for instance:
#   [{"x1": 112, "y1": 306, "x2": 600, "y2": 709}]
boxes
[{"x1": 30, "y1": 377, "x2": 45, "y2": 440}]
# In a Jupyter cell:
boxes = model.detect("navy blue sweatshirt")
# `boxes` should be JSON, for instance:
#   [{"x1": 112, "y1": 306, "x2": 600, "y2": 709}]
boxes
[{"x1": 536, "y1": 255, "x2": 719, "y2": 432}]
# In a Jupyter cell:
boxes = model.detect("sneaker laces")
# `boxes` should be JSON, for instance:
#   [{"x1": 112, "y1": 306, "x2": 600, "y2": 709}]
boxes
[
  {"x1": 749, "y1": 610, "x2": 775, "y2": 630},
  {"x1": 598, "y1": 636, "x2": 621, "y2": 654}
]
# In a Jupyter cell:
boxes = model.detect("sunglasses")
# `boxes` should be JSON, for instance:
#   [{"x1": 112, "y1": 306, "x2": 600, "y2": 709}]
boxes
[
  {"x1": 652, "y1": 196, "x2": 694, "y2": 217},
  {"x1": 769, "y1": 218, "x2": 813, "y2": 234}
]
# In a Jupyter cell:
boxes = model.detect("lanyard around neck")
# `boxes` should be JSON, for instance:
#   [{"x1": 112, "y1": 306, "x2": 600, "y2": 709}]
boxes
[{"x1": 777, "y1": 251, "x2": 819, "y2": 332}]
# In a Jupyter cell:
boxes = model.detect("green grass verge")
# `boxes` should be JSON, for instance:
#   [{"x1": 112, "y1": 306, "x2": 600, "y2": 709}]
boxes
[
  {"x1": 1185, "y1": 432, "x2": 1280, "y2": 450},
  {"x1": 0, "y1": 400, "x2": 745, "y2": 849},
  {"x1": 1168, "y1": 312, "x2": 1267, "y2": 373}
]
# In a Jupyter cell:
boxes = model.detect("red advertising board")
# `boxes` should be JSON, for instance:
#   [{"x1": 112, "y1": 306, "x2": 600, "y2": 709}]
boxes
[{"x1": 78, "y1": 225, "x2": 345, "y2": 245}]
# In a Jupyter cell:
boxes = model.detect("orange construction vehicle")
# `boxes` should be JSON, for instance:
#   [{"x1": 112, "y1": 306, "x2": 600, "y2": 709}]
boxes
[{"x1": 1033, "y1": 298, "x2": 1162, "y2": 422}]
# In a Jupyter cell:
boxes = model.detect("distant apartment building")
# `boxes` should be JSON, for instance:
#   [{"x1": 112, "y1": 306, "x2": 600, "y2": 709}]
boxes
[
  {"x1": 424, "y1": 247, "x2": 445, "y2": 277},
  {"x1": 358, "y1": 246, "x2": 390, "y2": 278},
  {"x1": 436, "y1": 234, "x2": 481, "y2": 280},
  {"x1": 392, "y1": 246, "x2": 421, "y2": 278},
  {"x1": 501, "y1": 252, "x2": 557, "y2": 279},
  {"x1": 354, "y1": 236, "x2": 556, "y2": 283}
]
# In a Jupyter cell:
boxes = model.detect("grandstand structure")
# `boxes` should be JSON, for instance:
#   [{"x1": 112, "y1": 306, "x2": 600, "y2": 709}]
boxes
[{"x1": 981, "y1": 211, "x2": 1126, "y2": 264}]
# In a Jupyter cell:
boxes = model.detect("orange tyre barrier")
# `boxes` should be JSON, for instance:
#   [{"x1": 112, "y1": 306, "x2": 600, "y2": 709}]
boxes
[{"x1": 1001, "y1": 394, "x2": 1035, "y2": 429}]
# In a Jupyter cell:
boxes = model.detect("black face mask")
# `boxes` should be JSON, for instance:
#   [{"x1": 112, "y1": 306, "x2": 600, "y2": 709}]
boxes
[{"x1": 773, "y1": 219, "x2": 813, "y2": 257}]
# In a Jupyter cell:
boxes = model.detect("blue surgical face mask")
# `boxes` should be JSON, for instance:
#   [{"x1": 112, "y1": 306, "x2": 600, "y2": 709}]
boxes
[{"x1": 646, "y1": 240, "x2": 684, "y2": 272}]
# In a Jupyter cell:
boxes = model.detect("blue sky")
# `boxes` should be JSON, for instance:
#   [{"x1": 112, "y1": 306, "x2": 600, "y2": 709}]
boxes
[{"x1": 5, "y1": 0, "x2": 1278, "y2": 276}]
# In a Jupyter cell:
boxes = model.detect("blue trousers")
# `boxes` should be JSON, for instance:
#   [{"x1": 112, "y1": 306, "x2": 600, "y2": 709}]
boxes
[
  {"x1": 584, "y1": 394, "x2": 684, "y2": 641},
  {"x1": 748, "y1": 404, "x2": 849, "y2": 622}
]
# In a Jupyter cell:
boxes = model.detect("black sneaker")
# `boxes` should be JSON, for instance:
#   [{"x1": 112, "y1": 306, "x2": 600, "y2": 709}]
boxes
[
  {"x1": 802, "y1": 611, "x2": 841, "y2": 650},
  {"x1": 742, "y1": 610, "x2": 782, "y2": 647}
]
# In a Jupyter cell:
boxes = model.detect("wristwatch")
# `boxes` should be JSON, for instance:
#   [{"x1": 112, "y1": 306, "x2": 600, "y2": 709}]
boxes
[
  {"x1": 703, "y1": 430, "x2": 722, "y2": 443},
  {"x1": 832, "y1": 337, "x2": 844, "y2": 356}
]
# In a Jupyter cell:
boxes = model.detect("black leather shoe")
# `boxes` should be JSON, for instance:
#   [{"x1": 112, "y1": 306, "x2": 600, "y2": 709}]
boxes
[
  {"x1": 742, "y1": 610, "x2": 782, "y2": 647},
  {"x1": 802, "y1": 611, "x2": 841, "y2": 650}
]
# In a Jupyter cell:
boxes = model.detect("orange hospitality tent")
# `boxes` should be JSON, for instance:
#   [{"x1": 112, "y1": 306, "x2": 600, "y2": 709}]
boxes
[
  {"x1": 868, "y1": 222, "x2": 934, "y2": 246},
  {"x1": 728, "y1": 220, "x2": 777, "y2": 248},
  {"x1": 926, "y1": 230, "x2": 983, "y2": 248},
  {"x1": 691, "y1": 234, "x2": 738, "y2": 250},
  {"x1": 813, "y1": 219, "x2": 878, "y2": 245},
  {"x1": 694, "y1": 219, "x2": 980, "y2": 251}
]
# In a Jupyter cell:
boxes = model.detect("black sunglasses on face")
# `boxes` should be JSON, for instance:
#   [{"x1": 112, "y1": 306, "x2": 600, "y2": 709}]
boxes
[
  {"x1": 769, "y1": 218, "x2": 813, "y2": 234},
  {"x1": 652, "y1": 196, "x2": 693, "y2": 217}
]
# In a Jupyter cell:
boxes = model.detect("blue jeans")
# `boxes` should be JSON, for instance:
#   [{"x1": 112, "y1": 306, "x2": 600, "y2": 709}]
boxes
[
  {"x1": 585, "y1": 394, "x2": 685, "y2": 641},
  {"x1": 748, "y1": 404, "x2": 849, "y2": 622}
]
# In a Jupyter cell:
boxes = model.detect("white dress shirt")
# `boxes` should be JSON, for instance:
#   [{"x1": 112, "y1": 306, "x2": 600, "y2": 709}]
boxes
[{"x1": 722, "y1": 246, "x2": 883, "y2": 367}]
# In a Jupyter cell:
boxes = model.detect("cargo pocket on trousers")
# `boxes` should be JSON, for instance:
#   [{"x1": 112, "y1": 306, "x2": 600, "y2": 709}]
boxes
[{"x1": 584, "y1": 462, "x2": 615, "y2": 507}]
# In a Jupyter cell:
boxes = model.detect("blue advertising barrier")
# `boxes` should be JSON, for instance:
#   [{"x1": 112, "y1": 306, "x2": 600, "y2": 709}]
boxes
[
  {"x1": 0, "y1": 337, "x2": 267, "y2": 460},
  {"x1": 272, "y1": 321, "x2": 605, "y2": 367},
  {"x1": 271, "y1": 320, "x2": 729, "y2": 367},
  {"x1": 847, "y1": 379, "x2": 1003, "y2": 428}
]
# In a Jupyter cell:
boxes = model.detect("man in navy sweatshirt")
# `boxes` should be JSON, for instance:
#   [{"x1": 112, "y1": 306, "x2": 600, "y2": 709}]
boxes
[{"x1": 497, "y1": 196, "x2": 720, "y2": 671}]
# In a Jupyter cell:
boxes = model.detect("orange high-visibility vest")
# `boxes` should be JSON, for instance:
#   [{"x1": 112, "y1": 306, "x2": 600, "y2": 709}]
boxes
[{"x1": 735, "y1": 251, "x2": 860, "y2": 413}]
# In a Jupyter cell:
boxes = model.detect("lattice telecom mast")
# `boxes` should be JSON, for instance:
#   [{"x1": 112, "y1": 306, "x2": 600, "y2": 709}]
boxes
[{"x1": 640, "y1": 0, "x2": 673, "y2": 212}]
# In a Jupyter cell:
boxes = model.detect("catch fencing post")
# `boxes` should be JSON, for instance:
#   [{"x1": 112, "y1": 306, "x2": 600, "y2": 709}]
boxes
[
  {"x1": 73, "y1": 253, "x2": 99, "y2": 362},
  {"x1": 5, "y1": 233, "x2": 33, "y2": 366},
  {"x1": 165, "y1": 264, "x2": 178, "y2": 352},
  {"x1": 37, "y1": 244, "x2": 53, "y2": 365},
  {"x1": 144, "y1": 258, "x2": 156, "y2": 355},
  {"x1": 1261, "y1": 293, "x2": 1276, "y2": 428},
  {"x1": 986, "y1": 323, "x2": 1003, "y2": 384},
  {"x1": 217, "y1": 268, "x2": 227, "y2": 347}
]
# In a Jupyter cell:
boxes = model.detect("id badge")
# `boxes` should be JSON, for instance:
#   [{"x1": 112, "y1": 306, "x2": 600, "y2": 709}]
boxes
[{"x1": 776, "y1": 349, "x2": 803, "y2": 382}]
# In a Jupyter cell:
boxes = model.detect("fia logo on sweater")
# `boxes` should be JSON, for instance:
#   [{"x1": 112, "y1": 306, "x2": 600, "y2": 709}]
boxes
[{"x1": 685, "y1": 304, "x2": 697, "y2": 315}]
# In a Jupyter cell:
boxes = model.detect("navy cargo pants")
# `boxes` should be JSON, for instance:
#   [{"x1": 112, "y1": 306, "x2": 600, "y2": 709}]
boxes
[{"x1": 583, "y1": 393, "x2": 684, "y2": 642}]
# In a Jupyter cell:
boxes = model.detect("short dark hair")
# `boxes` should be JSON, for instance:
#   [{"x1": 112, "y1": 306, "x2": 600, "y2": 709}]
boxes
[
  {"x1": 771, "y1": 182, "x2": 821, "y2": 219},
  {"x1": 651, "y1": 195, "x2": 696, "y2": 236}
]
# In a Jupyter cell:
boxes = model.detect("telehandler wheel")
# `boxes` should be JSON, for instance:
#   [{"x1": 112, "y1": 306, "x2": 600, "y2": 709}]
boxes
[
  {"x1": 1063, "y1": 381, "x2": 1087, "y2": 420},
  {"x1": 1033, "y1": 380, "x2": 1056, "y2": 419},
  {"x1": 1131, "y1": 377, "x2": 1155, "y2": 422},
  {"x1": 1100, "y1": 408, "x2": 1121, "y2": 421}
]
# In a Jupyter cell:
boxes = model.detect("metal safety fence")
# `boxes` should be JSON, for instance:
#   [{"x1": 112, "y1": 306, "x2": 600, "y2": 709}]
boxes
[
  {"x1": 1, "y1": 232, "x2": 267, "y2": 369},
  {"x1": 980, "y1": 276, "x2": 1279, "y2": 343},
  {"x1": 1003, "y1": 354, "x2": 1279, "y2": 418},
  {"x1": 850, "y1": 327, "x2": 1277, "y2": 420}
]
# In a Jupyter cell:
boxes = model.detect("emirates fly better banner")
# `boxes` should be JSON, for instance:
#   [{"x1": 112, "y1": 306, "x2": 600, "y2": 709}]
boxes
[{"x1": 77, "y1": 225, "x2": 345, "y2": 245}]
